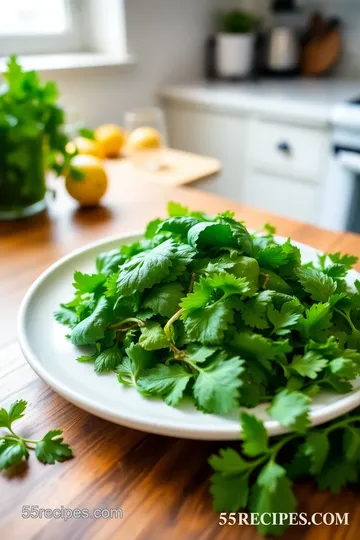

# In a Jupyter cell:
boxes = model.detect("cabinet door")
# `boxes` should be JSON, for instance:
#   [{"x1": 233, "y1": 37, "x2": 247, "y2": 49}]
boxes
[
  {"x1": 165, "y1": 104, "x2": 248, "y2": 199},
  {"x1": 243, "y1": 172, "x2": 320, "y2": 223}
]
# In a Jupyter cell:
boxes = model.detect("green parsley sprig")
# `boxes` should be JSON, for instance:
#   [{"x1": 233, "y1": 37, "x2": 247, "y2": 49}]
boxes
[
  {"x1": 0, "y1": 400, "x2": 73, "y2": 470},
  {"x1": 210, "y1": 407, "x2": 360, "y2": 536}
]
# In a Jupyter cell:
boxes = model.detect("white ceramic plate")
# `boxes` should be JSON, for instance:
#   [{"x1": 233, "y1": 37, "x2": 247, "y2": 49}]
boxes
[{"x1": 18, "y1": 233, "x2": 360, "y2": 440}]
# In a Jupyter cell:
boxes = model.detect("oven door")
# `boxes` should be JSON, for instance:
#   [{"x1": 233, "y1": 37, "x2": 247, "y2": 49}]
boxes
[{"x1": 320, "y1": 146, "x2": 360, "y2": 232}]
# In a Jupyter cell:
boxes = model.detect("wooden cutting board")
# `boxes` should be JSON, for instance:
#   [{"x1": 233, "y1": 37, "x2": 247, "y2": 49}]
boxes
[{"x1": 302, "y1": 29, "x2": 341, "y2": 76}]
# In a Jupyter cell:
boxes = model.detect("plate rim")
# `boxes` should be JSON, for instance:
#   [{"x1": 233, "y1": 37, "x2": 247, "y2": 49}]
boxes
[{"x1": 18, "y1": 232, "x2": 360, "y2": 441}]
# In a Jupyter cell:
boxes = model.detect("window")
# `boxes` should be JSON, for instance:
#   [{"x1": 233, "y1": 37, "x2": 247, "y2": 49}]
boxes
[
  {"x1": 0, "y1": 0, "x2": 129, "y2": 67},
  {"x1": 0, "y1": 0, "x2": 85, "y2": 56}
]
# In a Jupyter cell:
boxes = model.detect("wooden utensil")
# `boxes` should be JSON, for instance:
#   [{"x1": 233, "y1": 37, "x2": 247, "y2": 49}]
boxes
[{"x1": 302, "y1": 15, "x2": 341, "y2": 76}]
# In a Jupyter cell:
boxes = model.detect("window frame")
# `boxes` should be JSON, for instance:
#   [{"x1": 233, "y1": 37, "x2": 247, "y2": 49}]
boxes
[{"x1": 0, "y1": 0, "x2": 88, "y2": 57}]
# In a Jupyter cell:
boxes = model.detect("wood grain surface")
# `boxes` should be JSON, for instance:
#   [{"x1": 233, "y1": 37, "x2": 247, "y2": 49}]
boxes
[
  {"x1": 107, "y1": 149, "x2": 221, "y2": 187},
  {"x1": 1, "y1": 172, "x2": 360, "y2": 540}
]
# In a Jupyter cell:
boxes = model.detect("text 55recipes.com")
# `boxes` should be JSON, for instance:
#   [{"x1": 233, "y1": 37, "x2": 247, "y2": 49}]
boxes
[
  {"x1": 219, "y1": 512, "x2": 350, "y2": 527},
  {"x1": 22, "y1": 505, "x2": 124, "y2": 522}
]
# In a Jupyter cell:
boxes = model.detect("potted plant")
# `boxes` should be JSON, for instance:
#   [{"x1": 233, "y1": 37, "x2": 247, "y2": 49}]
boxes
[
  {"x1": 216, "y1": 9, "x2": 261, "y2": 78},
  {"x1": 0, "y1": 56, "x2": 91, "y2": 220}
]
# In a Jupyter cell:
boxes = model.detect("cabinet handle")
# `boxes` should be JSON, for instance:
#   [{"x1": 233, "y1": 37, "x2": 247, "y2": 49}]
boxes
[{"x1": 277, "y1": 141, "x2": 291, "y2": 155}]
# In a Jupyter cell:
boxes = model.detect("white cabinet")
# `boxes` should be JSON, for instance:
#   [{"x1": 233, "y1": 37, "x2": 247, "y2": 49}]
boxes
[
  {"x1": 166, "y1": 104, "x2": 249, "y2": 200},
  {"x1": 164, "y1": 99, "x2": 331, "y2": 225},
  {"x1": 242, "y1": 172, "x2": 321, "y2": 223},
  {"x1": 248, "y1": 118, "x2": 329, "y2": 182}
]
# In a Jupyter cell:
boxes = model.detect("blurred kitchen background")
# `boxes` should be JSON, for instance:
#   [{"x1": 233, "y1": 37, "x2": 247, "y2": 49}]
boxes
[{"x1": 2, "y1": 0, "x2": 360, "y2": 232}]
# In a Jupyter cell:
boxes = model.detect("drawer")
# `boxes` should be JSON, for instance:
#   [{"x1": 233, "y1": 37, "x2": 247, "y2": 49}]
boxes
[
  {"x1": 242, "y1": 172, "x2": 320, "y2": 224},
  {"x1": 250, "y1": 119, "x2": 329, "y2": 182}
]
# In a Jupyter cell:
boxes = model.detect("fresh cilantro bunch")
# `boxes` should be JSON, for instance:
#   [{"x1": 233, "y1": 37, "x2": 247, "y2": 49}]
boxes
[
  {"x1": 0, "y1": 55, "x2": 93, "y2": 186},
  {"x1": 55, "y1": 201, "x2": 360, "y2": 417},
  {"x1": 210, "y1": 407, "x2": 360, "y2": 536},
  {"x1": 0, "y1": 400, "x2": 72, "y2": 470}
]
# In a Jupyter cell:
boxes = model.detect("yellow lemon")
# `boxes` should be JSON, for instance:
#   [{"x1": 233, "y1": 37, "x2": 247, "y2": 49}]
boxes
[
  {"x1": 66, "y1": 155, "x2": 108, "y2": 207},
  {"x1": 70, "y1": 137, "x2": 105, "y2": 159},
  {"x1": 95, "y1": 124, "x2": 126, "y2": 158},
  {"x1": 127, "y1": 127, "x2": 163, "y2": 152}
]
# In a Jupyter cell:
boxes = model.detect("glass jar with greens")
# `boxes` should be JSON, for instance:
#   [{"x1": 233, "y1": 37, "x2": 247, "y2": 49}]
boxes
[{"x1": 0, "y1": 56, "x2": 84, "y2": 220}]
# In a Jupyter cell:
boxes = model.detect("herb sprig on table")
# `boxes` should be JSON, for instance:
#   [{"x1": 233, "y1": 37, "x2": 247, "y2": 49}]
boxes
[
  {"x1": 55, "y1": 201, "x2": 360, "y2": 417},
  {"x1": 0, "y1": 400, "x2": 72, "y2": 470},
  {"x1": 210, "y1": 407, "x2": 360, "y2": 536}
]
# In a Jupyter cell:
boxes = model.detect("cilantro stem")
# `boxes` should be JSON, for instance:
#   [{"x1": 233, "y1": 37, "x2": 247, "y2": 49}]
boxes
[
  {"x1": 108, "y1": 317, "x2": 145, "y2": 330},
  {"x1": 164, "y1": 308, "x2": 184, "y2": 342},
  {"x1": 163, "y1": 273, "x2": 196, "y2": 344},
  {"x1": 334, "y1": 307, "x2": 359, "y2": 335},
  {"x1": 22, "y1": 438, "x2": 38, "y2": 445},
  {"x1": 188, "y1": 272, "x2": 196, "y2": 294},
  {"x1": 168, "y1": 342, "x2": 186, "y2": 360},
  {"x1": 260, "y1": 272, "x2": 270, "y2": 289},
  {"x1": 324, "y1": 415, "x2": 360, "y2": 434},
  {"x1": 270, "y1": 434, "x2": 298, "y2": 460}
]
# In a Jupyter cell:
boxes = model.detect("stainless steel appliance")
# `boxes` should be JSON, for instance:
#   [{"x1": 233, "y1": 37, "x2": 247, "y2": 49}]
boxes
[
  {"x1": 264, "y1": 0, "x2": 300, "y2": 75},
  {"x1": 320, "y1": 99, "x2": 360, "y2": 233}
]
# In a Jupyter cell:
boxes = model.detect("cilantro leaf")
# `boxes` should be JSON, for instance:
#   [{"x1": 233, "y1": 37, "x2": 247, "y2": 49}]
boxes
[
  {"x1": 182, "y1": 299, "x2": 234, "y2": 345},
  {"x1": 143, "y1": 282, "x2": 184, "y2": 317},
  {"x1": 35, "y1": 430, "x2": 73, "y2": 464},
  {"x1": 0, "y1": 399, "x2": 27, "y2": 430},
  {"x1": 116, "y1": 239, "x2": 176, "y2": 296},
  {"x1": 0, "y1": 438, "x2": 29, "y2": 470},
  {"x1": 258, "y1": 244, "x2": 289, "y2": 269},
  {"x1": 329, "y1": 357, "x2": 360, "y2": 379},
  {"x1": 240, "y1": 290, "x2": 273, "y2": 330},
  {"x1": 208, "y1": 448, "x2": 250, "y2": 475},
  {"x1": 303, "y1": 431, "x2": 329, "y2": 474},
  {"x1": 240, "y1": 413, "x2": 269, "y2": 457},
  {"x1": 297, "y1": 302, "x2": 332, "y2": 341},
  {"x1": 317, "y1": 458, "x2": 358, "y2": 494},
  {"x1": 139, "y1": 322, "x2": 169, "y2": 351},
  {"x1": 296, "y1": 267, "x2": 337, "y2": 302},
  {"x1": 231, "y1": 256, "x2": 259, "y2": 296},
  {"x1": 187, "y1": 222, "x2": 237, "y2": 250},
  {"x1": 231, "y1": 332, "x2": 290, "y2": 371},
  {"x1": 54, "y1": 304, "x2": 78, "y2": 328},
  {"x1": 328, "y1": 252, "x2": 358, "y2": 270},
  {"x1": 157, "y1": 216, "x2": 200, "y2": 237},
  {"x1": 216, "y1": 215, "x2": 254, "y2": 255},
  {"x1": 267, "y1": 301, "x2": 302, "y2": 335},
  {"x1": 96, "y1": 249, "x2": 126, "y2": 275},
  {"x1": 138, "y1": 364, "x2": 192, "y2": 406},
  {"x1": 210, "y1": 473, "x2": 249, "y2": 511},
  {"x1": 291, "y1": 351, "x2": 328, "y2": 379},
  {"x1": 343, "y1": 427, "x2": 360, "y2": 461},
  {"x1": 167, "y1": 201, "x2": 189, "y2": 217},
  {"x1": 117, "y1": 343, "x2": 155, "y2": 388},
  {"x1": 94, "y1": 344, "x2": 122, "y2": 373},
  {"x1": 144, "y1": 218, "x2": 162, "y2": 239},
  {"x1": 193, "y1": 355, "x2": 244, "y2": 414},
  {"x1": 181, "y1": 274, "x2": 249, "y2": 344},
  {"x1": 249, "y1": 462, "x2": 296, "y2": 536},
  {"x1": 268, "y1": 390, "x2": 311, "y2": 433},
  {"x1": 70, "y1": 297, "x2": 110, "y2": 346},
  {"x1": 186, "y1": 344, "x2": 217, "y2": 363},
  {"x1": 72, "y1": 271, "x2": 105, "y2": 295}
]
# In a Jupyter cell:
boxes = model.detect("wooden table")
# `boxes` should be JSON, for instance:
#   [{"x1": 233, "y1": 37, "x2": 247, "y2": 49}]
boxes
[{"x1": 1, "y1": 175, "x2": 360, "y2": 540}]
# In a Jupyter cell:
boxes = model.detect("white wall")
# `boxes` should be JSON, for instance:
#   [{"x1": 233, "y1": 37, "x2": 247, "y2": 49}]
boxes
[{"x1": 39, "y1": 0, "x2": 217, "y2": 127}]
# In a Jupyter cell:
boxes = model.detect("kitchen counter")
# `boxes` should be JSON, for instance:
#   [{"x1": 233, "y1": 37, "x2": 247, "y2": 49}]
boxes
[
  {"x1": 1, "y1": 173, "x2": 360, "y2": 539},
  {"x1": 160, "y1": 79, "x2": 360, "y2": 128}
]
